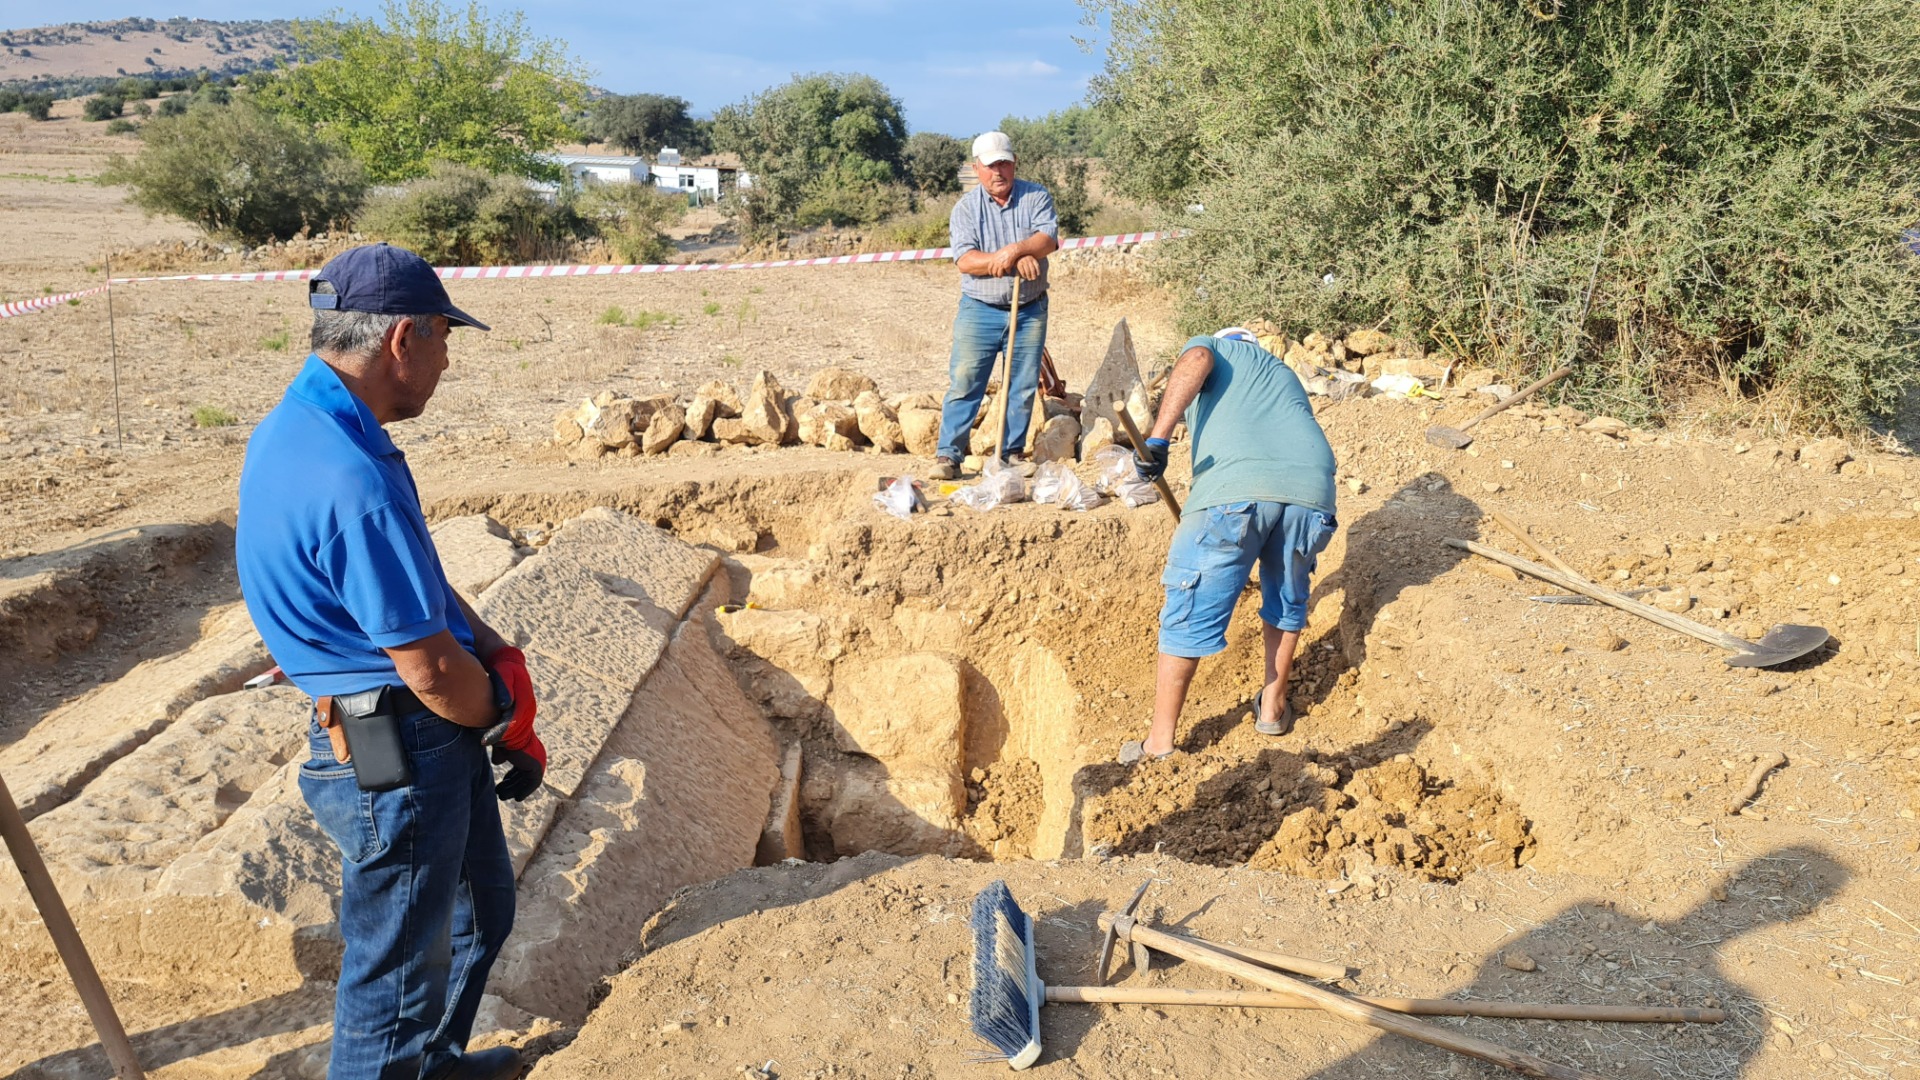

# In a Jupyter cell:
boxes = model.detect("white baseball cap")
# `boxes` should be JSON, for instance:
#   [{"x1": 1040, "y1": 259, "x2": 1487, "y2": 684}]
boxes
[
  {"x1": 1214, "y1": 326, "x2": 1257, "y2": 342},
  {"x1": 971, "y1": 131, "x2": 1016, "y2": 165}
]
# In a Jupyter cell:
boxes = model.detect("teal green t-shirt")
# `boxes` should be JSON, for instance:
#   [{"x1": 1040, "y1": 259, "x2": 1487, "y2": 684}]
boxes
[{"x1": 1180, "y1": 335, "x2": 1337, "y2": 515}]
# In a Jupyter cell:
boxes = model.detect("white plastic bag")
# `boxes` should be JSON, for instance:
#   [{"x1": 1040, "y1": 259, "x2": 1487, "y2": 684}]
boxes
[
  {"x1": 1031, "y1": 461, "x2": 1105, "y2": 511},
  {"x1": 950, "y1": 458, "x2": 1027, "y2": 511},
  {"x1": 1090, "y1": 445, "x2": 1162, "y2": 508},
  {"x1": 872, "y1": 475, "x2": 920, "y2": 521},
  {"x1": 1370, "y1": 373, "x2": 1427, "y2": 399}
]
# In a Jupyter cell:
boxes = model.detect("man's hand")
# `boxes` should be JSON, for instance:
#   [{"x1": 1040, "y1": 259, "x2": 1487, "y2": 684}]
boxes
[
  {"x1": 1014, "y1": 254, "x2": 1041, "y2": 281},
  {"x1": 1135, "y1": 437, "x2": 1171, "y2": 483},
  {"x1": 985, "y1": 248, "x2": 1018, "y2": 277},
  {"x1": 486, "y1": 646, "x2": 545, "y2": 801}
]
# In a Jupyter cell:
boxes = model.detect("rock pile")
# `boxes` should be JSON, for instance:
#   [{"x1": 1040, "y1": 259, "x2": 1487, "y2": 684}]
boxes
[{"x1": 554, "y1": 366, "x2": 1121, "y2": 464}]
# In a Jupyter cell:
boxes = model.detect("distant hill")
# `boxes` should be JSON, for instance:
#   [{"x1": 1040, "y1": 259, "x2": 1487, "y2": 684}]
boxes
[{"x1": 0, "y1": 18, "x2": 297, "y2": 92}]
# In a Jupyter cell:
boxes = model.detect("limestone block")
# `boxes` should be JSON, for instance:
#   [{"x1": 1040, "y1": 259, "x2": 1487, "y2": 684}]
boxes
[
  {"x1": 1344, "y1": 328, "x2": 1395, "y2": 356},
  {"x1": 900, "y1": 408, "x2": 940, "y2": 457},
  {"x1": 684, "y1": 395, "x2": 720, "y2": 440},
  {"x1": 1799, "y1": 437, "x2": 1851, "y2": 474},
  {"x1": 717, "y1": 607, "x2": 839, "y2": 720},
  {"x1": 854, "y1": 391, "x2": 906, "y2": 453},
  {"x1": 1, "y1": 603, "x2": 268, "y2": 821},
  {"x1": 797, "y1": 402, "x2": 860, "y2": 447},
  {"x1": 0, "y1": 686, "x2": 311, "y2": 907},
  {"x1": 1032, "y1": 414, "x2": 1081, "y2": 464},
  {"x1": 477, "y1": 555, "x2": 668, "y2": 688},
  {"x1": 712, "y1": 417, "x2": 751, "y2": 445},
  {"x1": 757, "y1": 742, "x2": 805, "y2": 865},
  {"x1": 430, "y1": 515, "x2": 523, "y2": 598},
  {"x1": 825, "y1": 432, "x2": 857, "y2": 452},
  {"x1": 739, "y1": 371, "x2": 795, "y2": 446},
  {"x1": 490, "y1": 612, "x2": 779, "y2": 1022},
  {"x1": 805, "y1": 367, "x2": 878, "y2": 402},
  {"x1": 1581, "y1": 416, "x2": 1629, "y2": 437},
  {"x1": 1378, "y1": 354, "x2": 1445, "y2": 380},
  {"x1": 597, "y1": 398, "x2": 645, "y2": 448},
  {"x1": 828, "y1": 653, "x2": 965, "y2": 771},
  {"x1": 825, "y1": 758, "x2": 963, "y2": 859},
  {"x1": 1079, "y1": 416, "x2": 1116, "y2": 461},
  {"x1": 694, "y1": 379, "x2": 743, "y2": 417},
  {"x1": 894, "y1": 391, "x2": 943, "y2": 411},
  {"x1": 516, "y1": 646, "x2": 635, "y2": 800},
  {"x1": 538, "y1": 507, "x2": 720, "y2": 625},
  {"x1": 641, "y1": 403, "x2": 686, "y2": 455},
  {"x1": 737, "y1": 556, "x2": 823, "y2": 609},
  {"x1": 551, "y1": 413, "x2": 583, "y2": 445}
]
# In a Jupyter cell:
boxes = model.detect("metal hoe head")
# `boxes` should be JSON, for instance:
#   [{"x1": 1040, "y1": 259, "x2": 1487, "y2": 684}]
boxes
[
  {"x1": 1724, "y1": 623, "x2": 1829, "y2": 668},
  {"x1": 1095, "y1": 880, "x2": 1152, "y2": 985},
  {"x1": 1424, "y1": 426, "x2": 1472, "y2": 450}
]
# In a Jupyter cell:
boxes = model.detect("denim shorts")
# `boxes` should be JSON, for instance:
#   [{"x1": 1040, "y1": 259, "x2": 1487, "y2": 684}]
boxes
[{"x1": 1157, "y1": 501, "x2": 1338, "y2": 658}]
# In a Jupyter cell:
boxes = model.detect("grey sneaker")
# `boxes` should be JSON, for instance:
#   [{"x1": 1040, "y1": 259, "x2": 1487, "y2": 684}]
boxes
[{"x1": 931, "y1": 457, "x2": 959, "y2": 480}]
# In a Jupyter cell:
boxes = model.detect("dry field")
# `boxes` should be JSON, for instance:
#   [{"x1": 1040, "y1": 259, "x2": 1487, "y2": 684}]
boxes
[{"x1": 2, "y1": 101, "x2": 1919, "y2": 1080}]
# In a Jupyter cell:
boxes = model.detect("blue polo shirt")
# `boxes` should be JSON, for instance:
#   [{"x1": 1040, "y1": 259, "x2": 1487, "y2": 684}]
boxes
[{"x1": 236, "y1": 354, "x2": 474, "y2": 698}]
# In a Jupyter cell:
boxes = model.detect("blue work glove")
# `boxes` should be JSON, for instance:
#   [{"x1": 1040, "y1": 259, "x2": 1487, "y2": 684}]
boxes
[{"x1": 1134, "y1": 437, "x2": 1171, "y2": 483}]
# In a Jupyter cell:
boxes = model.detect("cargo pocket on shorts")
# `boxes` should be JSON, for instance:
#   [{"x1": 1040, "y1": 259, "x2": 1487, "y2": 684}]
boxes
[
  {"x1": 298, "y1": 760, "x2": 385, "y2": 865},
  {"x1": 1200, "y1": 503, "x2": 1255, "y2": 551},
  {"x1": 1160, "y1": 562, "x2": 1201, "y2": 626}
]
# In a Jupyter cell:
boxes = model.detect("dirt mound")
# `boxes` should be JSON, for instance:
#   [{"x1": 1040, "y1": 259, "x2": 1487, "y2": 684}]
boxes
[{"x1": 1082, "y1": 748, "x2": 1534, "y2": 880}]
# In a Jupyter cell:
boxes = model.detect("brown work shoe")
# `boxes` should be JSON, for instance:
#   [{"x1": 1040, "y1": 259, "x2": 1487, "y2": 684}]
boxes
[{"x1": 931, "y1": 457, "x2": 959, "y2": 480}]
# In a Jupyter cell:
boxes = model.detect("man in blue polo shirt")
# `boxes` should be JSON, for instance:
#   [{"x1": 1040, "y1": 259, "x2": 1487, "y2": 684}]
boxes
[
  {"x1": 1120, "y1": 328, "x2": 1339, "y2": 763},
  {"x1": 236, "y1": 244, "x2": 544, "y2": 1080},
  {"x1": 932, "y1": 130, "x2": 1060, "y2": 479}
]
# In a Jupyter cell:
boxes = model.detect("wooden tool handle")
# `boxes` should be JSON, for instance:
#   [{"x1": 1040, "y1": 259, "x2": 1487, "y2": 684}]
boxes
[
  {"x1": 1445, "y1": 538, "x2": 1749, "y2": 653},
  {"x1": 1489, "y1": 511, "x2": 1587, "y2": 581},
  {"x1": 1111, "y1": 400, "x2": 1183, "y2": 520},
  {"x1": 1157, "y1": 934, "x2": 1350, "y2": 981},
  {"x1": 993, "y1": 279, "x2": 1022, "y2": 461},
  {"x1": 1046, "y1": 985, "x2": 1722, "y2": 1024},
  {"x1": 1459, "y1": 366, "x2": 1573, "y2": 432},
  {"x1": 0, "y1": 773, "x2": 146, "y2": 1079},
  {"x1": 1101, "y1": 913, "x2": 1609, "y2": 1080}
]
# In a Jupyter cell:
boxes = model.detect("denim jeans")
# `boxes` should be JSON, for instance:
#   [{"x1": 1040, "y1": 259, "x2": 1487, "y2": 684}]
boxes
[
  {"x1": 938, "y1": 292, "x2": 1050, "y2": 461},
  {"x1": 300, "y1": 707, "x2": 516, "y2": 1080}
]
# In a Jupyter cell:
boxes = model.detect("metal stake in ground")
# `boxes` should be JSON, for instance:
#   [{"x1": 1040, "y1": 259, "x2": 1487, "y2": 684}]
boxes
[
  {"x1": 105, "y1": 252, "x2": 124, "y2": 450},
  {"x1": 0, "y1": 771, "x2": 145, "y2": 1079}
]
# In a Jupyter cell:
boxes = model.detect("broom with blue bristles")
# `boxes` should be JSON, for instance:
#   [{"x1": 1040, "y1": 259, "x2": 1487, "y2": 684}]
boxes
[{"x1": 969, "y1": 879, "x2": 1043, "y2": 1069}]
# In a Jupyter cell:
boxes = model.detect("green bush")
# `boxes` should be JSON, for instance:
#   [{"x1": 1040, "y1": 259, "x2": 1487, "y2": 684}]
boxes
[
  {"x1": 103, "y1": 100, "x2": 366, "y2": 244},
  {"x1": 713, "y1": 73, "x2": 910, "y2": 238},
  {"x1": 575, "y1": 181, "x2": 685, "y2": 264},
  {"x1": 83, "y1": 94, "x2": 125, "y2": 121},
  {"x1": 999, "y1": 110, "x2": 1102, "y2": 235},
  {"x1": 104, "y1": 118, "x2": 137, "y2": 135},
  {"x1": 191, "y1": 405, "x2": 238, "y2": 428},
  {"x1": 357, "y1": 162, "x2": 581, "y2": 265},
  {"x1": 904, "y1": 132, "x2": 966, "y2": 195},
  {"x1": 20, "y1": 94, "x2": 52, "y2": 121},
  {"x1": 1088, "y1": 0, "x2": 1920, "y2": 430}
]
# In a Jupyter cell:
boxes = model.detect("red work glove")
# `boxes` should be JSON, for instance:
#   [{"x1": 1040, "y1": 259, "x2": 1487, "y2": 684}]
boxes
[{"x1": 486, "y1": 646, "x2": 546, "y2": 802}]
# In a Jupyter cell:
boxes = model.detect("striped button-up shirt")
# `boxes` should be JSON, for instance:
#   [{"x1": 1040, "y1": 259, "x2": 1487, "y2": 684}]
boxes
[{"x1": 949, "y1": 179, "x2": 1059, "y2": 307}]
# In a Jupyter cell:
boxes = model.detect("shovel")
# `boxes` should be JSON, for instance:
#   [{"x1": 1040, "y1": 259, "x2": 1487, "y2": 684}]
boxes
[
  {"x1": 1424, "y1": 366, "x2": 1573, "y2": 449},
  {"x1": 1445, "y1": 538, "x2": 1829, "y2": 668}
]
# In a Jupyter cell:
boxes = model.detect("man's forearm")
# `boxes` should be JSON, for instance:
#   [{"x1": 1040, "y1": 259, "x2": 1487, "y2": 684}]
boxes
[
  {"x1": 1151, "y1": 347, "x2": 1215, "y2": 439},
  {"x1": 454, "y1": 591, "x2": 508, "y2": 659},
  {"x1": 955, "y1": 249, "x2": 997, "y2": 276},
  {"x1": 1013, "y1": 232, "x2": 1059, "y2": 260}
]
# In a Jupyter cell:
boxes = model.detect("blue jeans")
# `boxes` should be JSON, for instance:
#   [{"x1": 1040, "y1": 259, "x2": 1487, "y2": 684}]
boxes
[
  {"x1": 1158, "y1": 501, "x2": 1339, "y2": 657},
  {"x1": 938, "y1": 292, "x2": 1050, "y2": 461},
  {"x1": 300, "y1": 707, "x2": 516, "y2": 1080}
]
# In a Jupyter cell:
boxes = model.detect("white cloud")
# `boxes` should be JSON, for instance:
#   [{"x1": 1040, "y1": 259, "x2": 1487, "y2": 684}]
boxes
[{"x1": 931, "y1": 58, "x2": 1063, "y2": 79}]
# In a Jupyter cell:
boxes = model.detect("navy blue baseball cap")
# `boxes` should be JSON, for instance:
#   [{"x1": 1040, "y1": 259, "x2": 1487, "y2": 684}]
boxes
[{"x1": 309, "y1": 243, "x2": 490, "y2": 331}]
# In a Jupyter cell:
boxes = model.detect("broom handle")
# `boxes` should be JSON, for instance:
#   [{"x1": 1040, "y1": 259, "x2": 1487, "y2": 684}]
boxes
[
  {"x1": 0, "y1": 772, "x2": 145, "y2": 1078},
  {"x1": 1045, "y1": 985, "x2": 1722, "y2": 1023},
  {"x1": 1102, "y1": 913, "x2": 1609, "y2": 1080}
]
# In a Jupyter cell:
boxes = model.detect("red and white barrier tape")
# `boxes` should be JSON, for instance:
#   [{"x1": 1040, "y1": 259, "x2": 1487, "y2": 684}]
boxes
[
  {"x1": 1, "y1": 285, "x2": 109, "y2": 319},
  {"x1": 0, "y1": 230, "x2": 1182, "y2": 318}
]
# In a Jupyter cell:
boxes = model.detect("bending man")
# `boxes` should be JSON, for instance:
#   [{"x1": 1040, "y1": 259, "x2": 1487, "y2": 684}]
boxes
[
  {"x1": 933, "y1": 130, "x2": 1059, "y2": 479},
  {"x1": 1123, "y1": 327, "x2": 1339, "y2": 763},
  {"x1": 236, "y1": 244, "x2": 544, "y2": 1080}
]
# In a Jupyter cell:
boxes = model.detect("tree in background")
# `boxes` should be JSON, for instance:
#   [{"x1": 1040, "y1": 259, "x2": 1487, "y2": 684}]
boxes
[
  {"x1": 903, "y1": 131, "x2": 966, "y2": 195},
  {"x1": 586, "y1": 93, "x2": 710, "y2": 158},
  {"x1": 355, "y1": 162, "x2": 581, "y2": 264},
  {"x1": 104, "y1": 100, "x2": 366, "y2": 243},
  {"x1": 1087, "y1": 0, "x2": 1920, "y2": 430},
  {"x1": 712, "y1": 73, "x2": 910, "y2": 237},
  {"x1": 257, "y1": 0, "x2": 587, "y2": 183},
  {"x1": 999, "y1": 106, "x2": 1111, "y2": 235}
]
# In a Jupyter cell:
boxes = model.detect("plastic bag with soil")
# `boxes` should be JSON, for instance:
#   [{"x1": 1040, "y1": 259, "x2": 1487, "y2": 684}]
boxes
[
  {"x1": 1031, "y1": 461, "x2": 1104, "y2": 511},
  {"x1": 871, "y1": 475, "x2": 924, "y2": 521},
  {"x1": 1090, "y1": 445, "x2": 1161, "y2": 508},
  {"x1": 950, "y1": 458, "x2": 1027, "y2": 511}
]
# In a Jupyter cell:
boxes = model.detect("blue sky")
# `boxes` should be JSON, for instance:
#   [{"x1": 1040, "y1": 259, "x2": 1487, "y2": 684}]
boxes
[{"x1": 0, "y1": 0, "x2": 1109, "y2": 133}]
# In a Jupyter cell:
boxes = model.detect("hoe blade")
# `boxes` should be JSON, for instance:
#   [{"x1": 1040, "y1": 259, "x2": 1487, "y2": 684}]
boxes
[
  {"x1": 1724, "y1": 624, "x2": 1829, "y2": 668},
  {"x1": 1424, "y1": 426, "x2": 1472, "y2": 450}
]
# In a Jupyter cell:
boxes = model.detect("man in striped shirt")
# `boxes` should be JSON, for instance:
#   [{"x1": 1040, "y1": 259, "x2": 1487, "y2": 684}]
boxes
[{"x1": 933, "y1": 131, "x2": 1060, "y2": 479}]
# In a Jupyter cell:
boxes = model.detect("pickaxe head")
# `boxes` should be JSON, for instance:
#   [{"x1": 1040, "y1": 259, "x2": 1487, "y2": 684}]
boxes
[{"x1": 1096, "y1": 879, "x2": 1152, "y2": 985}]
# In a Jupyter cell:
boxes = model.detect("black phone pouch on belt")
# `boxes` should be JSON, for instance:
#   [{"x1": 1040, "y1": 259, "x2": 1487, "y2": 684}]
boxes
[{"x1": 332, "y1": 686, "x2": 414, "y2": 792}]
